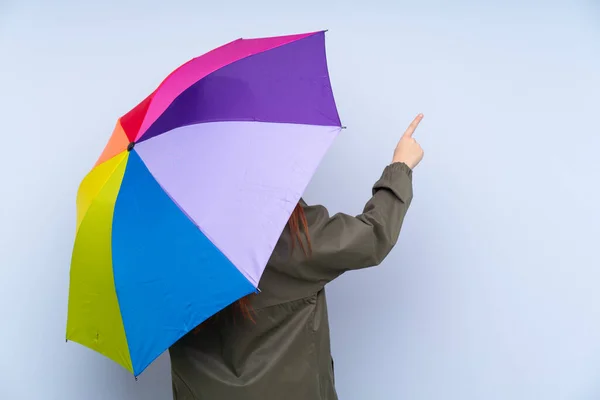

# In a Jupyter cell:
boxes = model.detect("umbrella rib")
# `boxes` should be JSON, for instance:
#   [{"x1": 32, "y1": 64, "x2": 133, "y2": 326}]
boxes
[
  {"x1": 138, "y1": 119, "x2": 342, "y2": 148},
  {"x1": 76, "y1": 155, "x2": 129, "y2": 236}
]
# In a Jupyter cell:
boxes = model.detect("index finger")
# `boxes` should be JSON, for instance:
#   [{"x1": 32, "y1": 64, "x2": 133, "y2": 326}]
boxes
[{"x1": 403, "y1": 113, "x2": 424, "y2": 138}]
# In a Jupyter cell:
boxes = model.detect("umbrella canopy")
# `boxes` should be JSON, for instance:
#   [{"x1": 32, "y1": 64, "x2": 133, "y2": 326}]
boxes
[{"x1": 66, "y1": 30, "x2": 342, "y2": 377}]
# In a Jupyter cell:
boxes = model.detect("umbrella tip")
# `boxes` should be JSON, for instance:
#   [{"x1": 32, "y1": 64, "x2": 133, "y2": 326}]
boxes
[{"x1": 127, "y1": 142, "x2": 135, "y2": 152}]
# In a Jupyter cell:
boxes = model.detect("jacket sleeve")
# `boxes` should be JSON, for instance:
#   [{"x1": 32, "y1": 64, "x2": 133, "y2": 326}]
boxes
[{"x1": 295, "y1": 162, "x2": 413, "y2": 285}]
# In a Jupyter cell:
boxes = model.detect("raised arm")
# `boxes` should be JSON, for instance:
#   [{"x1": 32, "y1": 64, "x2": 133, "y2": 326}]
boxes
[{"x1": 289, "y1": 114, "x2": 425, "y2": 285}]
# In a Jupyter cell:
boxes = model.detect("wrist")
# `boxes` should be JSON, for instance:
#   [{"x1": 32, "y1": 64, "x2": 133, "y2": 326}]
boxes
[
  {"x1": 389, "y1": 161, "x2": 413, "y2": 172},
  {"x1": 392, "y1": 159, "x2": 414, "y2": 169}
]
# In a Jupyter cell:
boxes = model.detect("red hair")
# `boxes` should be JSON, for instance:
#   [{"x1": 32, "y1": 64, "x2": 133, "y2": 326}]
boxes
[
  {"x1": 287, "y1": 202, "x2": 312, "y2": 257},
  {"x1": 194, "y1": 203, "x2": 311, "y2": 331}
]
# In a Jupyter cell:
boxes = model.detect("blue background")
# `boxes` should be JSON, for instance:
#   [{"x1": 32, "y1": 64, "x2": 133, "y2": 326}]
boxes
[{"x1": 1, "y1": 1, "x2": 599, "y2": 399}]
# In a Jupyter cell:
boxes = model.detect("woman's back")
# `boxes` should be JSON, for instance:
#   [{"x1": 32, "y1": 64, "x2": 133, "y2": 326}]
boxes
[{"x1": 170, "y1": 162, "x2": 414, "y2": 400}]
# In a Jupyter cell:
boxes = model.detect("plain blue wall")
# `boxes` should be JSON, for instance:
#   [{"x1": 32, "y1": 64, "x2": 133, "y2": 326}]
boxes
[{"x1": 1, "y1": 1, "x2": 599, "y2": 399}]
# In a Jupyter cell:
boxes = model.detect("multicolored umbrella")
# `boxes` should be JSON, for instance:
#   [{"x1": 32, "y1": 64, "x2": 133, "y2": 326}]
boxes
[{"x1": 66, "y1": 31, "x2": 342, "y2": 377}]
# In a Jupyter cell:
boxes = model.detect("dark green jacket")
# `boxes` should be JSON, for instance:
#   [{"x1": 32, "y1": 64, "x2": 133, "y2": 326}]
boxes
[{"x1": 169, "y1": 162, "x2": 413, "y2": 399}]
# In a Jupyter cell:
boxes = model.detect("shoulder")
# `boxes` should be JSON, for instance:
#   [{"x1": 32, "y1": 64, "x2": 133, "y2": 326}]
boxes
[{"x1": 298, "y1": 198, "x2": 329, "y2": 226}]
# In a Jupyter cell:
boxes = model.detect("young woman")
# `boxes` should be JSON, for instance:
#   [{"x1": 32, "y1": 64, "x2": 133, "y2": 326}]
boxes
[{"x1": 170, "y1": 114, "x2": 425, "y2": 400}]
